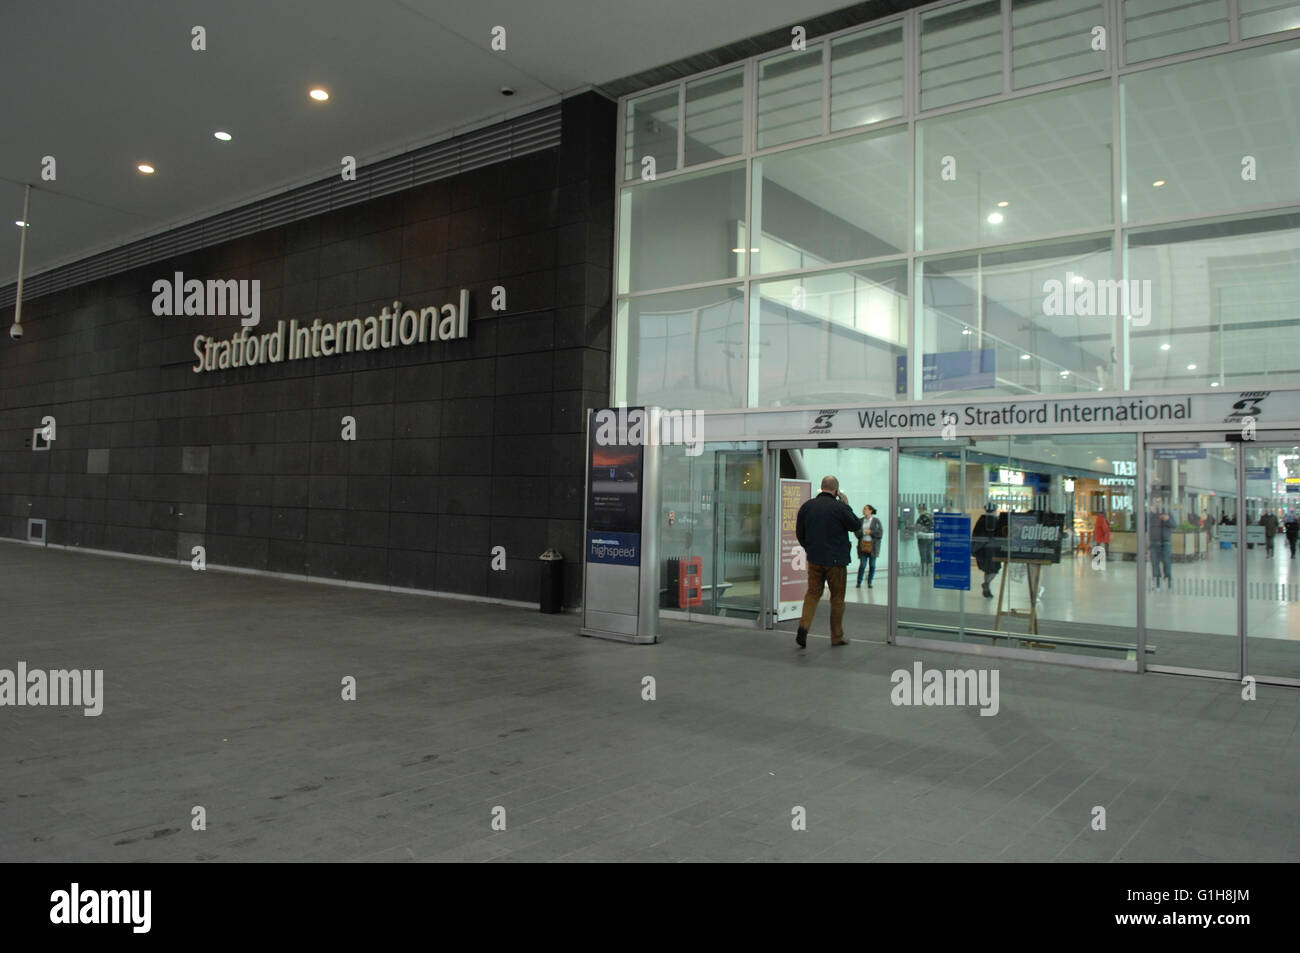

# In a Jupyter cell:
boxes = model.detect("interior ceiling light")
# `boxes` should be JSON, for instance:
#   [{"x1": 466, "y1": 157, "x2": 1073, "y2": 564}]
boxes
[
  {"x1": 14, "y1": 220, "x2": 29, "y2": 227},
  {"x1": 1210, "y1": 381, "x2": 1220, "y2": 387},
  {"x1": 997, "y1": 200, "x2": 1009, "y2": 207},
  {"x1": 137, "y1": 163, "x2": 155, "y2": 174},
  {"x1": 309, "y1": 87, "x2": 329, "y2": 101},
  {"x1": 1071, "y1": 275, "x2": 1084, "y2": 283},
  {"x1": 961, "y1": 327, "x2": 972, "y2": 335},
  {"x1": 1059, "y1": 370, "x2": 1070, "y2": 377},
  {"x1": 213, "y1": 131, "x2": 232, "y2": 141},
  {"x1": 1020, "y1": 353, "x2": 1031, "y2": 360},
  {"x1": 987, "y1": 212, "x2": 1004, "y2": 224},
  {"x1": 1153, "y1": 179, "x2": 1166, "y2": 187},
  {"x1": 1187, "y1": 363, "x2": 1197, "y2": 370},
  {"x1": 1160, "y1": 343, "x2": 1171, "y2": 350}
]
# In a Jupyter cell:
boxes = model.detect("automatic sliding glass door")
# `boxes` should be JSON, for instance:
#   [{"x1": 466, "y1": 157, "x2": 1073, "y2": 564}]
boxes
[{"x1": 1142, "y1": 440, "x2": 1240, "y2": 676}]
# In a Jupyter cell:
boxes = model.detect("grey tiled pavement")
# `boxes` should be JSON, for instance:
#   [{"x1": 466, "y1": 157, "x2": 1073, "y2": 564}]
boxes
[{"x1": 1, "y1": 542, "x2": 1298, "y2": 863}]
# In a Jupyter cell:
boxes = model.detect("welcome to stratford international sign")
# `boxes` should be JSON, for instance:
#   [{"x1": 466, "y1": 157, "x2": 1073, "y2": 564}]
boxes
[{"x1": 698, "y1": 390, "x2": 1294, "y2": 441}]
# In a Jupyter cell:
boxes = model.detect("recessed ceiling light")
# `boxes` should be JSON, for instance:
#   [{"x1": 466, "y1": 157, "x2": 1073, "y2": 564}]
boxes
[
  {"x1": 961, "y1": 327, "x2": 972, "y2": 335},
  {"x1": 1187, "y1": 363, "x2": 1197, "y2": 370},
  {"x1": 213, "y1": 131, "x2": 232, "y2": 141},
  {"x1": 309, "y1": 87, "x2": 329, "y2": 102},
  {"x1": 137, "y1": 163, "x2": 155, "y2": 174},
  {"x1": 997, "y1": 201, "x2": 1009, "y2": 208},
  {"x1": 1020, "y1": 353, "x2": 1031, "y2": 361},
  {"x1": 1153, "y1": 179, "x2": 1166, "y2": 187},
  {"x1": 1210, "y1": 381, "x2": 1220, "y2": 387},
  {"x1": 500, "y1": 86, "x2": 516, "y2": 97},
  {"x1": 14, "y1": 220, "x2": 28, "y2": 227},
  {"x1": 1160, "y1": 343, "x2": 1171, "y2": 350},
  {"x1": 1059, "y1": 370, "x2": 1070, "y2": 377},
  {"x1": 987, "y1": 212, "x2": 1004, "y2": 224}
]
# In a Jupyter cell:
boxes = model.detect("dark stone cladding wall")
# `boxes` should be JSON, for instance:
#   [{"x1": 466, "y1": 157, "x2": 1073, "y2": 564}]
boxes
[{"x1": 0, "y1": 92, "x2": 615, "y2": 608}]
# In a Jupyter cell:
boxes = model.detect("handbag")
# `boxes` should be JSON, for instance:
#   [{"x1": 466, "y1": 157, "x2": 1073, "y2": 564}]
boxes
[{"x1": 859, "y1": 536, "x2": 874, "y2": 556}]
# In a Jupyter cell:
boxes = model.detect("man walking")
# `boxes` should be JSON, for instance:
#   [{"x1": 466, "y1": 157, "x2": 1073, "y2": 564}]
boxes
[
  {"x1": 794, "y1": 476, "x2": 863, "y2": 649},
  {"x1": 1262, "y1": 509, "x2": 1279, "y2": 558}
]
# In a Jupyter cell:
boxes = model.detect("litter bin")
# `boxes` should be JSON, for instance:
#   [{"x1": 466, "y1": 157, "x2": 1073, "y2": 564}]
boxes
[{"x1": 539, "y1": 549, "x2": 564, "y2": 613}]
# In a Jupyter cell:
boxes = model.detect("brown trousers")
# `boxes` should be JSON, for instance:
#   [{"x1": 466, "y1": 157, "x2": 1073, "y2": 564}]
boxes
[{"x1": 799, "y1": 563, "x2": 848, "y2": 642}]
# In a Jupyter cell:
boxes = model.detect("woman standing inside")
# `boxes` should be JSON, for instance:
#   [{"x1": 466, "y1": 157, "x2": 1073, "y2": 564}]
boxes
[{"x1": 857, "y1": 504, "x2": 883, "y2": 589}]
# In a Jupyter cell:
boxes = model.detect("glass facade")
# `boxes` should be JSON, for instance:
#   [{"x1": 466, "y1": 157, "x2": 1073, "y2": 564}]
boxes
[{"x1": 615, "y1": 0, "x2": 1300, "y2": 409}]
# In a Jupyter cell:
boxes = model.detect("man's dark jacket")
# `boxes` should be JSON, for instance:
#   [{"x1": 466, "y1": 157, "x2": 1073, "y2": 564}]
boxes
[{"x1": 796, "y1": 492, "x2": 863, "y2": 567}]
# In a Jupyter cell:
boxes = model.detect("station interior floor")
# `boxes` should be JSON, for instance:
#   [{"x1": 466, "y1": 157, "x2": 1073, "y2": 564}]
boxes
[
  {"x1": 762, "y1": 543, "x2": 1300, "y2": 678},
  {"x1": 3, "y1": 541, "x2": 1298, "y2": 863}
]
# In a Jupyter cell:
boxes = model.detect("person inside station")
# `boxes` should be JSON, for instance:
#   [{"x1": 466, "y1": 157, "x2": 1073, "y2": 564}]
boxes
[
  {"x1": 915, "y1": 503, "x2": 935, "y2": 576},
  {"x1": 973, "y1": 501, "x2": 1002, "y2": 599},
  {"x1": 1093, "y1": 509, "x2": 1111, "y2": 560}
]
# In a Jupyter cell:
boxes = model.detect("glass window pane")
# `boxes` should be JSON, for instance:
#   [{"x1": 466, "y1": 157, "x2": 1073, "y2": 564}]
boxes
[
  {"x1": 1124, "y1": 0, "x2": 1229, "y2": 64},
  {"x1": 757, "y1": 46, "x2": 824, "y2": 149},
  {"x1": 920, "y1": 238, "x2": 1117, "y2": 399},
  {"x1": 1126, "y1": 213, "x2": 1300, "y2": 392},
  {"x1": 753, "y1": 263, "x2": 907, "y2": 406},
  {"x1": 624, "y1": 88, "x2": 678, "y2": 181},
  {"x1": 898, "y1": 433, "x2": 1138, "y2": 663},
  {"x1": 1123, "y1": 40, "x2": 1300, "y2": 223},
  {"x1": 685, "y1": 67, "x2": 745, "y2": 165},
  {"x1": 1240, "y1": 0, "x2": 1300, "y2": 39},
  {"x1": 1012, "y1": 0, "x2": 1106, "y2": 89},
  {"x1": 830, "y1": 23, "x2": 904, "y2": 131},
  {"x1": 753, "y1": 126, "x2": 909, "y2": 273},
  {"x1": 619, "y1": 287, "x2": 747, "y2": 409},
  {"x1": 918, "y1": 81, "x2": 1112, "y2": 251},
  {"x1": 618, "y1": 163, "x2": 746, "y2": 294},
  {"x1": 921, "y1": 0, "x2": 1003, "y2": 111}
]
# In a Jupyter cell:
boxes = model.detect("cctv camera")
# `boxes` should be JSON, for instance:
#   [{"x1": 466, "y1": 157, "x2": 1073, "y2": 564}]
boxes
[{"x1": 9, "y1": 324, "x2": 21, "y2": 340}]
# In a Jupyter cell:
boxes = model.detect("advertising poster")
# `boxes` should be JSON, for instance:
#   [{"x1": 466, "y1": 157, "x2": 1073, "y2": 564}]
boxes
[
  {"x1": 933, "y1": 513, "x2": 971, "y2": 591},
  {"x1": 778, "y1": 480, "x2": 811, "y2": 620},
  {"x1": 586, "y1": 411, "x2": 645, "y2": 565}
]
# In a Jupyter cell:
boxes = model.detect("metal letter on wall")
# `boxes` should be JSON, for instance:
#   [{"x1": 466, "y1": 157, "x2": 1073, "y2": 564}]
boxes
[{"x1": 581, "y1": 407, "x2": 661, "y2": 643}]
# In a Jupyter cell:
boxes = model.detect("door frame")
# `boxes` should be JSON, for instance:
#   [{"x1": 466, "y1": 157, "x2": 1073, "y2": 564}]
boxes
[
  {"x1": 1142, "y1": 429, "x2": 1300, "y2": 684},
  {"x1": 765, "y1": 438, "x2": 897, "y2": 640}
]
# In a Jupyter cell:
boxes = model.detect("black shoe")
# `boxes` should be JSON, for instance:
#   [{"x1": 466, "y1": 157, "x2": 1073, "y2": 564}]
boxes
[
  {"x1": 867, "y1": 583, "x2": 873, "y2": 589},
  {"x1": 795, "y1": 627, "x2": 807, "y2": 649},
  {"x1": 982, "y1": 584, "x2": 992, "y2": 598}
]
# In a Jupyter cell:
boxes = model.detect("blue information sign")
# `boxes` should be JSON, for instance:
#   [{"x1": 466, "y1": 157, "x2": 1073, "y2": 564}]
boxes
[
  {"x1": 1153, "y1": 448, "x2": 1207, "y2": 460},
  {"x1": 1246, "y1": 466, "x2": 1271, "y2": 480},
  {"x1": 921, "y1": 349, "x2": 995, "y2": 393},
  {"x1": 933, "y1": 513, "x2": 971, "y2": 591}
]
